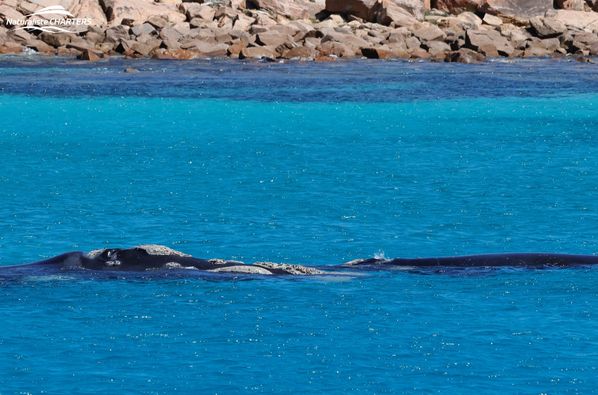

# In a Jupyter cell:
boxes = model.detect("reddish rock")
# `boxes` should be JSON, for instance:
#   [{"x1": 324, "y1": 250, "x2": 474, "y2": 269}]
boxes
[
  {"x1": 554, "y1": 0, "x2": 586, "y2": 10},
  {"x1": 361, "y1": 46, "x2": 393, "y2": 58},
  {"x1": 194, "y1": 42, "x2": 229, "y2": 57},
  {"x1": 77, "y1": 48, "x2": 102, "y2": 61},
  {"x1": 318, "y1": 40, "x2": 357, "y2": 57},
  {"x1": 445, "y1": 47, "x2": 485, "y2": 63},
  {"x1": 152, "y1": 48, "x2": 199, "y2": 59},
  {"x1": 101, "y1": 0, "x2": 185, "y2": 26},
  {"x1": 227, "y1": 40, "x2": 248, "y2": 56},
  {"x1": 0, "y1": 43, "x2": 23, "y2": 54},
  {"x1": 39, "y1": 33, "x2": 71, "y2": 48},
  {"x1": 282, "y1": 45, "x2": 317, "y2": 59},
  {"x1": 256, "y1": 32, "x2": 291, "y2": 47},
  {"x1": 435, "y1": 0, "x2": 552, "y2": 17},
  {"x1": 239, "y1": 45, "x2": 277, "y2": 59}
]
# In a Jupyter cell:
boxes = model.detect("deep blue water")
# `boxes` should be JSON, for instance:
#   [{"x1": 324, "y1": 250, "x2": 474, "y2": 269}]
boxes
[{"x1": 0, "y1": 57, "x2": 597, "y2": 393}]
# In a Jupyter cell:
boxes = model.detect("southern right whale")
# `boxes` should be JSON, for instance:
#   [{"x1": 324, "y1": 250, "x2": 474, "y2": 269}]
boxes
[{"x1": 0, "y1": 245, "x2": 597, "y2": 280}]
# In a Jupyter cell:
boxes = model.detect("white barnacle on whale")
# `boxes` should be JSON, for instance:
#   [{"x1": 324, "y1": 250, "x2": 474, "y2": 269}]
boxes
[
  {"x1": 208, "y1": 258, "x2": 244, "y2": 265},
  {"x1": 208, "y1": 265, "x2": 274, "y2": 275},
  {"x1": 135, "y1": 245, "x2": 191, "y2": 257},
  {"x1": 253, "y1": 262, "x2": 324, "y2": 275},
  {"x1": 162, "y1": 262, "x2": 198, "y2": 270},
  {"x1": 86, "y1": 249, "x2": 106, "y2": 259}
]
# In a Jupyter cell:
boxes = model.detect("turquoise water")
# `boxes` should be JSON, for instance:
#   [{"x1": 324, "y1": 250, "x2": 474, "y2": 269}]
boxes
[{"x1": 0, "y1": 58, "x2": 597, "y2": 393}]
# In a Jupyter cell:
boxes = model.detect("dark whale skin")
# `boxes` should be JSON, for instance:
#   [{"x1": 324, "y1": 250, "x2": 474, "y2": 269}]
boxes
[{"x1": 346, "y1": 253, "x2": 598, "y2": 268}]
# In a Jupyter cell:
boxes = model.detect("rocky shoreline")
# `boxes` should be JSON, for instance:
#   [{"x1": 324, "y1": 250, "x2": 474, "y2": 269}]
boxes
[{"x1": 1, "y1": 0, "x2": 598, "y2": 63}]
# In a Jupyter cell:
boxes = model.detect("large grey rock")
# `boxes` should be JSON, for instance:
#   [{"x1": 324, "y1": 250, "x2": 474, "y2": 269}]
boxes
[
  {"x1": 529, "y1": 17, "x2": 566, "y2": 38},
  {"x1": 466, "y1": 28, "x2": 514, "y2": 56}
]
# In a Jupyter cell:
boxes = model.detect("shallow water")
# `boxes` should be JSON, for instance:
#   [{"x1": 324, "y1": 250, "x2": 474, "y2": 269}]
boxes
[{"x1": 0, "y1": 57, "x2": 597, "y2": 393}]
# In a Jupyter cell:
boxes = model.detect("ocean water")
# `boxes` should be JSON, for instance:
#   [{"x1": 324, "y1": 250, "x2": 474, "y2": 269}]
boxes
[{"x1": 0, "y1": 57, "x2": 597, "y2": 393}]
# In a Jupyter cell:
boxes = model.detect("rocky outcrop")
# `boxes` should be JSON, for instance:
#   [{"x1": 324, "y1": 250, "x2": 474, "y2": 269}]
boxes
[{"x1": 1, "y1": 0, "x2": 598, "y2": 61}]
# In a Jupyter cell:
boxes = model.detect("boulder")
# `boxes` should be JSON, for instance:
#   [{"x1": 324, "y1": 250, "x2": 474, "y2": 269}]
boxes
[
  {"x1": 227, "y1": 39, "x2": 248, "y2": 56},
  {"x1": 529, "y1": 17, "x2": 566, "y2": 38},
  {"x1": 434, "y1": 0, "x2": 479, "y2": 13},
  {"x1": 445, "y1": 47, "x2": 485, "y2": 62},
  {"x1": 318, "y1": 40, "x2": 357, "y2": 57},
  {"x1": 325, "y1": 0, "x2": 377, "y2": 20},
  {"x1": 246, "y1": 0, "x2": 321, "y2": 19},
  {"x1": 71, "y1": 0, "x2": 108, "y2": 27},
  {"x1": 195, "y1": 42, "x2": 229, "y2": 57},
  {"x1": 256, "y1": 31, "x2": 291, "y2": 47},
  {"x1": 233, "y1": 13, "x2": 255, "y2": 31},
  {"x1": 426, "y1": 39, "x2": 451, "y2": 57},
  {"x1": 26, "y1": 39, "x2": 55, "y2": 54},
  {"x1": 104, "y1": 25, "x2": 130, "y2": 43},
  {"x1": 181, "y1": 3, "x2": 215, "y2": 21},
  {"x1": 160, "y1": 27, "x2": 183, "y2": 49},
  {"x1": 100, "y1": 0, "x2": 186, "y2": 26},
  {"x1": 564, "y1": 31, "x2": 598, "y2": 52},
  {"x1": 548, "y1": 10, "x2": 598, "y2": 33},
  {"x1": 377, "y1": 0, "x2": 423, "y2": 21},
  {"x1": 40, "y1": 33, "x2": 71, "y2": 48},
  {"x1": 131, "y1": 37, "x2": 162, "y2": 56},
  {"x1": 361, "y1": 46, "x2": 394, "y2": 58},
  {"x1": 500, "y1": 23, "x2": 530, "y2": 45},
  {"x1": 131, "y1": 23, "x2": 156, "y2": 36},
  {"x1": 554, "y1": 0, "x2": 586, "y2": 10},
  {"x1": 455, "y1": 12, "x2": 482, "y2": 29},
  {"x1": 77, "y1": 48, "x2": 102, "y2": 61},
  {"x1": 412, "y1": 22, "x2": 446, "y2": 42},
  {"x1": 321, "y1": 30, "x2": 370, "y2": 48},
  {"x1": 0, "y1": 5, "x2": 25, "y2": 23},
  {"x1": 239, "y1": 45, "x2": 278, "y2": 59},
  {"x1": 0, "y1": 43, "x2": 22, "y2": 54},
  {"x1": 435, "y1": 0, "x2": 552, "y2": 17},
  {"x1": 282, "y1": 45, "x2": 317, "y2": 58},
  {"x1": 466, "y1": 28, "x2": 514, "y2": 56},
  {"x1": 152, "y1": 48, "x2": 198, "y2": 59},
  {"x1": 482, "y1": 13, "x2": 502, "y2": 27},
  {"x1": 326, "y1": 0, "x2": 423, "y2": 23}
]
